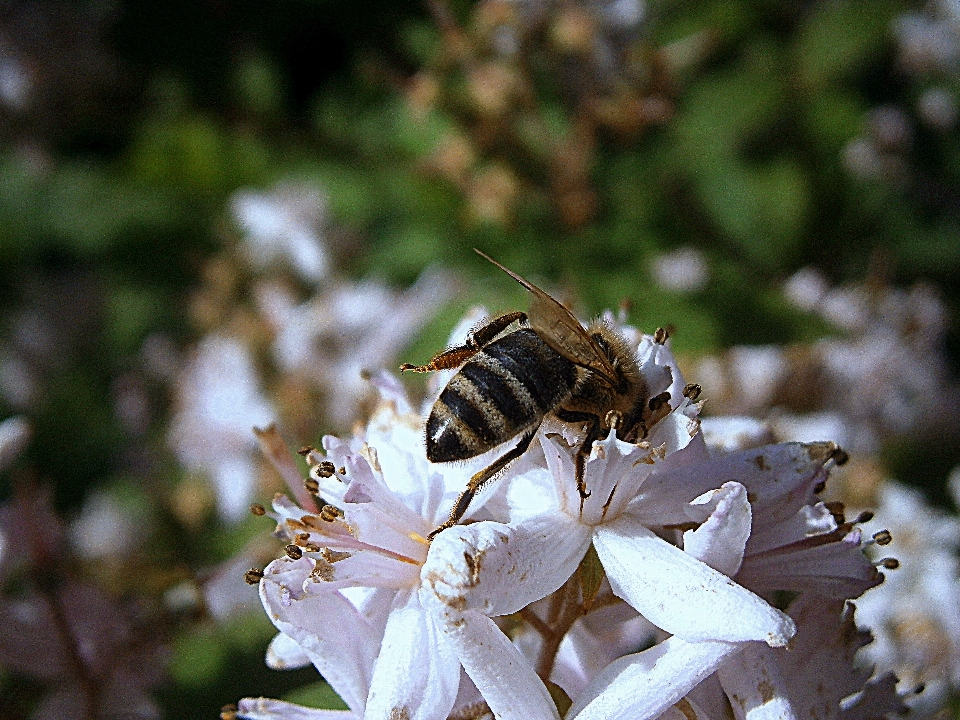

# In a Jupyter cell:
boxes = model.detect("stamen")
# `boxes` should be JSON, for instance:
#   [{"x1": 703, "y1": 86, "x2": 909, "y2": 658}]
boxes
[
  {"x1": 824, "y1": 501, "x2": 846, "y2": 524},
  {"x1": 321, "y1": 504, "x2": 344, "y2": 522},
  {"x1": 871, "y1": 529, "x2": 893, "y2": 546},
  {"x1": 654, "y1": 327, "x2": 669, "y2": 344},
  {"x1": 285, "y1": 544, "x2": 304, "y2": 560},
  {"x1": 878, "y1": 557, "x2": 900, "y2": 570},
  {"x1": 320, "y1": 548, "x2": 351, "y2": 562},
  {"x1": 830, "y1": 446, "x2": 850, "y2": 466},
  {"x1": 249, "y1": 503, "x2": 266, "y2": 516},
  {"x1": 244, "y1": 568, "x2": 264, "y2": 585},
  {"x1": 409, "y1": 531, "x2": 430, "y2": 545},
  {"x1": 682, "y1": 383, "x2": 702, "y2": 401},
  {"x1": 314, "y1": 461, "x2": 336, "y2": 478},
  {"x1": 304, "y1": 477, "x2": 320, "y2": 495}
]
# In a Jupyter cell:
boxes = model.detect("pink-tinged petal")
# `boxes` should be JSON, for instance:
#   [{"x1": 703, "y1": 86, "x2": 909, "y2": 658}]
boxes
[
  {"x1": 568, "y1": 637, "x2": 739, "y2": 720},
  {"x1": 260, "y1": 558, "x2": 380, "y2": 713},
  {"x1": 635, "y1": 443, "x2": 833, "y2": 527},
  {"x1": 683, "y1": 482, "x2": 751, "y2": 577},
  {"x1": 737, "y1": 528, "x2": 881, "y2": 599},
  {"x1": 364, "y1": 588, "x2": 459, "y2": 720},
  {"x1": 716, "y1": 643, "x2": 797, "y2": 720},
  {"x1": 266, "y1": 632, "x2": 311, "y2": 670},
  {"x1": 421, "y1": 513, "x2": 592, "y2": 616},
  {"x1": 238, "y1": 697, "x2": 358, "y2": 719},
  {"x1": 594, "y1": 517, "x2": 795, "y2": 646},
  {"x1": 423, "y1": 602, "x2": 560, "y2": 720},
  {"x1": 644, "y1": 399, "x2": 701, "y2": 458},
  {"x1": 839, "y1": 673, "x2": 906, "y2": 720}
]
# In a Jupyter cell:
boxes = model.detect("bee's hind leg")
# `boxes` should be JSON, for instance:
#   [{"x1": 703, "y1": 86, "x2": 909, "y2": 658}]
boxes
[
  {"x1": 428, "y1": 428, "x2": 537, "y2": 540},
  {"x1": 400, "y1": 312, "x2": 526, "y2": 373}
]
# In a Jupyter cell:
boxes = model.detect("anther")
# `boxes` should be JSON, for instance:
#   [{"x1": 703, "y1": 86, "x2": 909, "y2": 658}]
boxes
[
  {"x1": 297, "y1": 446, "x2": 314, "y2": 456},
  {"x1": 285, "y1": 544, "x2": 304, "y2": 560},
  {"x1": 654, "y1": 327, "x2": 669, "y2": 344},
  {"x1": 648, "y1": 391, "x2": 671, "y2": 412},
  {"x1": 605, "y1": 410, "x2": 622, "y2": 429},
  {"x1": 872, "y1": 529, "x2": 893, "y2": 546},
  {"x1": 879, "y1": 557, "x2": 900, "y2": 570},
  {"x1": 304, "y1": 477, "x2": 320, "y2": 495},
  {"x1": 813, "y1": 480, "x2": 827, "y2": 494},
  {"x1": 295, "y1": 532, "x2": 311, "y2": 544},
  {"x1": 249, "y1": 503, "x2": 266, "y2": 516},
  {"x1": 221, "y1": 704, "x2": 238, "y2": 720},
  {"x1": 824, "y1": 501, "x2": 846, "y2": 523},
  {"x1": 320, "y1": 504, "x2": 343, "y2": 522},
  {"x1": 244, "y1": 568, "x2": 264, "y2": 585},
  {"x1": 830, "y1": 447, "x2": 850, "y2": 466},
  {"x1": 682, "y1": 383, "x2": 702, "y2": 401},
  {"x1": 315, "y1": 461, "x2": 336, "y2": 478},
  {"x1": 338, "y1": 466, "x2": 346, "y2": 475},
  {"x1": 855, "y1": 510, "x2": 874, "y2": 524}
]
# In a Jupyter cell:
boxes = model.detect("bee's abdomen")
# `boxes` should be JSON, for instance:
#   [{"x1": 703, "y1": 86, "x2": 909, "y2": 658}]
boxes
[{"x1": 427, "y1": 329, "x2": 577, "y2": 462}]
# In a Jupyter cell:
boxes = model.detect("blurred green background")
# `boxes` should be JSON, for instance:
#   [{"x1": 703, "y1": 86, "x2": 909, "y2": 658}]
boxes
[{"x1": 2, "y1": 0, "x2": 960, "y2": 717}]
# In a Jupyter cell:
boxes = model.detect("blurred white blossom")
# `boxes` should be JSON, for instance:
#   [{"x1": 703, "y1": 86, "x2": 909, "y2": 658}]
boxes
[
  {"x1": 0, "y1": 415, "x2": 30, "y2": 472},
  {"x1": 231, "y1": 182, "x2": 330, "y2": 284},
  {"x1": 255, "y1": 266, "x2": 454, "y2": 426},
  {"x1": 169, "y1": 334, "x2": 276, "y2": 521},
  {"x1": 855, "y1": 479, "x2": 960, "y2": 710},
  {"x1": 650, "y1": 247, "x2": 709, "y2": 293},
  {"x1": 235, "y1": 321, "x2": 892, "y2": 720}
]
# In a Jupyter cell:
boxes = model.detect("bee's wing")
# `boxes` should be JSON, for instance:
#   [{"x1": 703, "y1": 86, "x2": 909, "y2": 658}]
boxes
[{"x1": 475, "y1": 250, "x2": 620, "y2": 385}]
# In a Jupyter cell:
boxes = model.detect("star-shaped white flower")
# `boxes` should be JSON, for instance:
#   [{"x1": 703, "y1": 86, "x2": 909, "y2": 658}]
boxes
[
  {"x1": 419, "y1": 338, "x2": 796, "y2": 720},
  {"x1": 240, "y1": 381, "x2": 511, "y2": 720}
]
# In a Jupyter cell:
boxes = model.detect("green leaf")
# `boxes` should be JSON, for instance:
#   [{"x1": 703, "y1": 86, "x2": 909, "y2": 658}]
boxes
[
  {"x1": 546, "y1": 680, "x2": 573, "y2": 718},
  {"x1": 283, "y1": 681, "x2": 350, "y2": 711},
  {"x1": 578, "y1": 542, "x2": 605, "y2": 612},
  {"x1": 795, "y1": 0, "x2": 897, "y2": 90}
]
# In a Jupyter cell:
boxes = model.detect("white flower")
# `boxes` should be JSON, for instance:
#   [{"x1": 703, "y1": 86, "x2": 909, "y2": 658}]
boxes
[
  {"x1": 418, "y1": 337, "x2": 796, "y2": 720},
  {"x1": 255, "y1": 268, "x2": 453, "y2": 427},
  {"x1": 230, "y1": 182, "x2": 329, "y2": 284},
  {"x1": 241, "y1": 395, "x2": 496, "y2": 720},
  {"x1": 0, "y1": 415, "x2": 29, "y2": 472},
  {"x1": 169, "y1": 335, "x2": 275, "y2": 521},
  {"x1": 854, "y1": 479, "x2": 960, "y2": 710}
]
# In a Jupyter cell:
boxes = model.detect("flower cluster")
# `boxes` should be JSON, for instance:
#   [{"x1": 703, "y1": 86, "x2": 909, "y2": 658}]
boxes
[
  {"x1": 165, "y1": 180, "x2": 453, "y2": 522},
  {"x1": 231, "y1": 326, "x2": 902, "y2": 720}
]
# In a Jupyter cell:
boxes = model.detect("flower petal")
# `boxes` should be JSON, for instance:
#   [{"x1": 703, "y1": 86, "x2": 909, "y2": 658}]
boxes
[
  {"x1": 260, "y1": 558, "x2": 381, "y2": 713},
  {"x1": 364, "y1": 587, "x2": 460, "y2": 720},
  {"x1": 716, "y1": 643, "x2": 797, "y2": 720},
  {"x1": 238, "y1": 697, "x2": 357, "y2": 720},
  {"x1": 422, "y1": 602, "x2": 560, "y2": 720},
  {"x1": 635, "y1": 443, "x2": 832, "y2": 527},
  {"x1": 568, "y1": 637, "x2": 738, "y2": 720},
  {"x1": 594, "y1": 517, "x2": 795, "y2": 646},
  {"x1": 683, "y1": 482, "x2": 751, "y2": 577},
  {"x1": 266, "y1": 632, "x2": 312, "y2": 670},
  {"x1": 422, "y1": 513, "x2": 592, "y2": 616}
]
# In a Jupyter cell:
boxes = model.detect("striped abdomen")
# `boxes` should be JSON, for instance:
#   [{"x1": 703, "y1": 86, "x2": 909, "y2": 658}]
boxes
[{"x1": 426, "y1": 328, "x2": 578, "y2": 463}]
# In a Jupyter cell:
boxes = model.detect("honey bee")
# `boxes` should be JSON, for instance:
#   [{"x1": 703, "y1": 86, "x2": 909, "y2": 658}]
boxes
[{"x1": 402, "y1": 250, "x2": 660, "y2": 538}]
